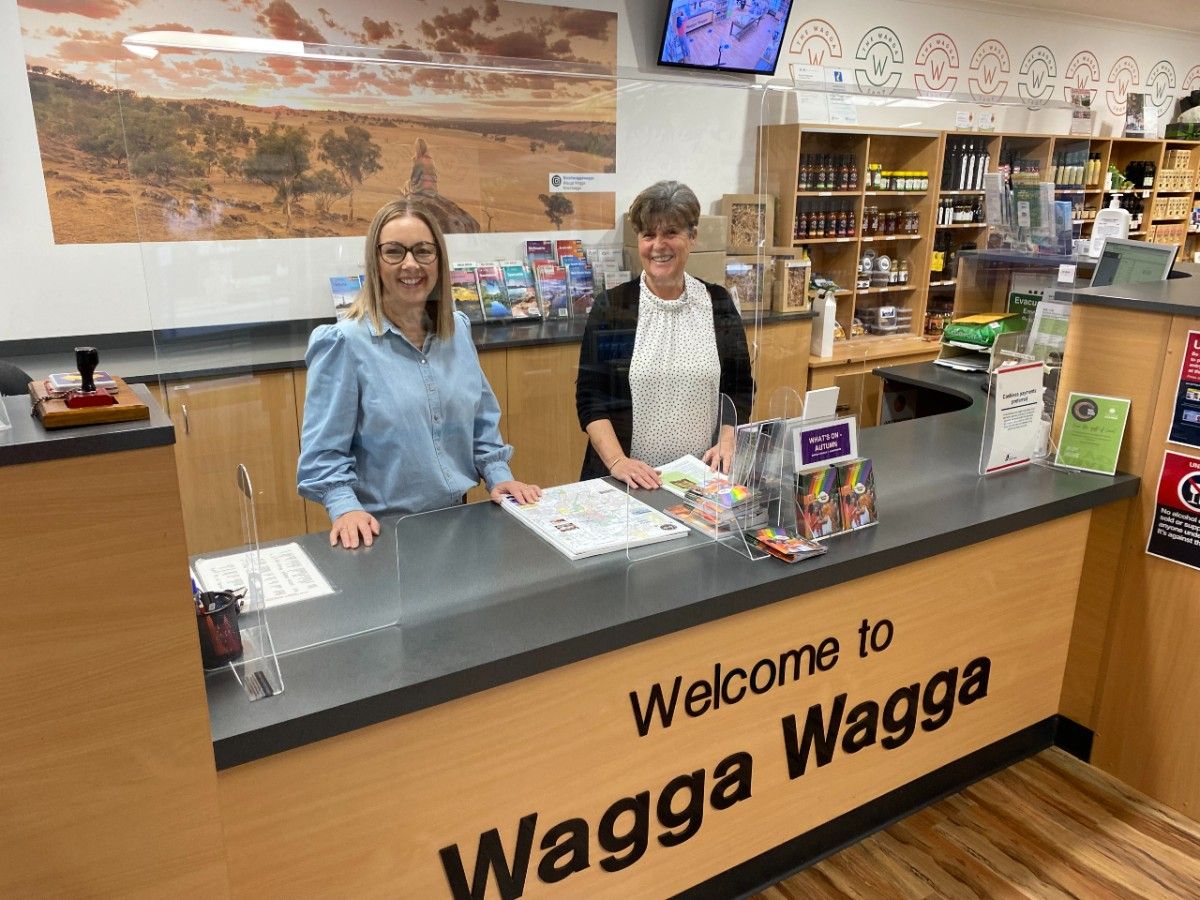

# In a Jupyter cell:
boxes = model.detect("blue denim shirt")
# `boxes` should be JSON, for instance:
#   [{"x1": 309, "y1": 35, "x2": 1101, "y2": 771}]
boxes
[{"x1": 297, "y1": 311, "x2": 514, "y2": 519}]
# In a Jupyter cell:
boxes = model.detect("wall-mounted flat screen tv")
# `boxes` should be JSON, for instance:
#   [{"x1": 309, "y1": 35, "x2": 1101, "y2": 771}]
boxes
[{"x1": 658, "y1": 0, "x2": 795, "y2": 76}]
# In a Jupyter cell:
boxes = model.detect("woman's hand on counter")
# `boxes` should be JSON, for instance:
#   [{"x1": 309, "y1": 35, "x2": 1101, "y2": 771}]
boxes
[
  {"x1": 609, "y1": 456, "x2": 662, "y2": 490},
  {"x1": 329, "y1": 510, "x2": 381, "y2": 549},
  {"x1": 491, "y1": 480, "x2": 542, "y2": 506}
]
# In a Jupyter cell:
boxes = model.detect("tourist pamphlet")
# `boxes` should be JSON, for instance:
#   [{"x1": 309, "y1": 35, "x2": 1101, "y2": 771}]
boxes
[
  {"x1": 501, "y1": 479, "x2": 688, "y2": 560},
  {"x1": 754, "y1": 527, "x2": 827, "y2": 563},
  {"x1": 656, "y1": 454, "x2": 719, "y2": 498}
]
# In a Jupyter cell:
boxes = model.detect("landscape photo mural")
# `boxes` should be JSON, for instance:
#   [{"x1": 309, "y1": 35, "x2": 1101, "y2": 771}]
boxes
[{"x1": 16, "y1": 0, "x2": 617, "y2": 243}]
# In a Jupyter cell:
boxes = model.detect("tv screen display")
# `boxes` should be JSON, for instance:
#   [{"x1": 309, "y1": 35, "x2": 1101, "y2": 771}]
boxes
[{"x1": 658, "y1": 0, "x2": 795, "y2": 76}]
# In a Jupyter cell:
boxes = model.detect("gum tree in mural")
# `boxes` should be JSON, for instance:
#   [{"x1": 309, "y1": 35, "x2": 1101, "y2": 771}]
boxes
[
  {"x1": 243, "y1": 125, "x2": 312, "y2": 231},
  {"x1": 306, "y1": 169, "x2": 351, "y2": 216},
  {"x1": 317, "y1": 125, "x2": 382, "y2": 224},
  {"x1": 538, "y1": 192, "x2": 575, "y2": 230}
]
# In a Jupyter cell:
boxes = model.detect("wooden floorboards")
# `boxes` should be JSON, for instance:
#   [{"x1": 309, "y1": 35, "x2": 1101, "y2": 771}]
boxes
[{"x1": 755, "y1": 748, "x2": 1200, "y2": 899}]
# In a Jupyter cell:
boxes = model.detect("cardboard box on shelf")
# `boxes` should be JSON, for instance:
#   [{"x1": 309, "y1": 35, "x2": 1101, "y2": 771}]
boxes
[
  {"x1": 773, "y1": 259, "x2": 811, "y2": 313},
  {"x1": 725, "y1": 256, "x2": 773, "y2": 313},
  {"x1": 720, "y1": 194, "x2": 776, "y2": 254}
]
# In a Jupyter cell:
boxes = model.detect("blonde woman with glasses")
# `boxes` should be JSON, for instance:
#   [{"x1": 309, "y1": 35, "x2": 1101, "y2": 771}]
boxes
[{"x1": 298, "y1": 199, "x2": 539, "y2": 549}]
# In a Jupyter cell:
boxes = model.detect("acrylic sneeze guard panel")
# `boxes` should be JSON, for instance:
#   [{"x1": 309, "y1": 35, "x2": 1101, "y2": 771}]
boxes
[{"x1": 108, "y1": 35, "x2": 780, "y2": 693}]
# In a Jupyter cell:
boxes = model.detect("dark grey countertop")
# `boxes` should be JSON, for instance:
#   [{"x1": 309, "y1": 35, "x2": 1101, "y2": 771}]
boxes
[
  {"x1": 204, "y1": 361, "x2": 1138, "y2": 769},
  {"x1": 0, "y1": 383, "x2": 174, "y2": 467},
  {"x1": 3, "y1": 310, "x2": 812, "y2": 384}
]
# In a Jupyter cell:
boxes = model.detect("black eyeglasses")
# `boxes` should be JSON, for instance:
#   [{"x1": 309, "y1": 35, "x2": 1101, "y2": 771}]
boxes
[{"x1": 378, "y1": 241, "x2": 438, "y2": 265}]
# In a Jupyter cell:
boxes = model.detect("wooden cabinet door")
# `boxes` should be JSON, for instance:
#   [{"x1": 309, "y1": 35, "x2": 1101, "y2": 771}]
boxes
[
  {"x1": 751, "y1": 318, "x2": 812, "y2": 420},
  {"x1": 504, "y1": 343, "x2": 587, "y2": 489},
  {"x1": 165, "y1": 372, "x2": 307, "y2": 555}
]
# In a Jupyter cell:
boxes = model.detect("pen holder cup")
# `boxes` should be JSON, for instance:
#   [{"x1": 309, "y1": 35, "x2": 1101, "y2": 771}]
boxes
[{"x1": 196, "y1": 590, "x2": 244, "y2": 669}]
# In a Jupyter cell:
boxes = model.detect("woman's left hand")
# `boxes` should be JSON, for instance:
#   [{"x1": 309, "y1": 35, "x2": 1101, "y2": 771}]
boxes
[{"x1": 491, "y1": 480, "x2": 542, "y2": 505}]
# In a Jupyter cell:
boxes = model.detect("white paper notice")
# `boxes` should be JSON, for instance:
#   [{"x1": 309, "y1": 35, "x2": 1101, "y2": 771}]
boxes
[
  {"x1": 984, "y1": 362, "x2": 1045, "y2": 474},
  {"x1": 1057, "y1": 264, "x2": 1077, "y2": 284},
  {"x1": 194, "y1": 542, "x2": 334, "y2": 607}
]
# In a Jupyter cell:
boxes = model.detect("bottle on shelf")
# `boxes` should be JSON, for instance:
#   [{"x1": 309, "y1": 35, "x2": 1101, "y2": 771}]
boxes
[{"x1": 1090, "y1": 196, "x2": 1132, "y2": 254}]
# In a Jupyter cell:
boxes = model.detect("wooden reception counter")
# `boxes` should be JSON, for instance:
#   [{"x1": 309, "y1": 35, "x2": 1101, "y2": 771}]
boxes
[
  {"x1": 200, "y1": 362, "x2": 1135, "y2": 898},
  {"x1": 0, "y1": 359, "x2": 1144, "y2": 897}
]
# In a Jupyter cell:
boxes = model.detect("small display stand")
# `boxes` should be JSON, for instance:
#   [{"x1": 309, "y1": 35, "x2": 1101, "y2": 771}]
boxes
[
  {"x1": 713, "y1": 387, "x2": 806, "y2": 561},
  {"x1": 792, "y1": 395, "x2": 879, "y2": 542},
  {"x1": 978, "y1": 335, "x2": 1046, "y2": 476},
  {"x1": 227, "y1": 464, "x2": 284, "y2": 701}
]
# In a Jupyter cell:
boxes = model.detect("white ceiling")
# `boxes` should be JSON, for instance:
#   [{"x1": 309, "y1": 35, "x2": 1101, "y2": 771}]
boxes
[{"x1": 967, "y1": 0, "x2": 1200, "y2": 36}]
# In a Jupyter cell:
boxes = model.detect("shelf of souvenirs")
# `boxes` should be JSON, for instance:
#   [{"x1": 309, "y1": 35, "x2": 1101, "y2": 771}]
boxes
[
  {"x1": 860, "y1": 234, "x2": 922, "y2": 242},
  {"x1": 862, "y1": 190, "x2": 929, "y2": 198},
  {"x1": 938, "y1": 190, "x2": 985, "y2": 196},
  {"x1": 795, "y1": 190, "x2": 861, "y2": 198}
]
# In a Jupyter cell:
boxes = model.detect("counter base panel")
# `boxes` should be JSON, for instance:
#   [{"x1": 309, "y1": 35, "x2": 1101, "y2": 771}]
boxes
[
  {"x1": 215, "y1": 511, "x2": 1090, "y2": 898},
  {"x1": 0, "y1": 446, "x2": 230, "y2": 897}
]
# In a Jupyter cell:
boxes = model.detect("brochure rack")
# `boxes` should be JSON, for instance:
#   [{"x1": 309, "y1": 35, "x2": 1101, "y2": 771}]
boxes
[{"x1": 713, "y1": 387, "x2": 806, "y2": 560}]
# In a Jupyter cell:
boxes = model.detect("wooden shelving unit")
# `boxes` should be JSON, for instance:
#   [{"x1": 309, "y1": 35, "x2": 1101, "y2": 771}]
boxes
[
  {"x1": 757, "y1": 124, "x2": 1200, "y2": 419},
  {"x1": 759, "y1": 125, "x2": 940, "y2": 348}
]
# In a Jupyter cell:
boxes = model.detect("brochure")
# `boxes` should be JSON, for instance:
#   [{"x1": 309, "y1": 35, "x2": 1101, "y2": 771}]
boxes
[
  {"x1": 449, "y1": 264, "x2": 484, "y2": 323},
  {"x1": 501, "y1": 479, "x2": 688, "y2": 560},
  {"x1": 535, "y1": 262, "x2": 570, "y2": 319},
  {"x1": 475, "y1": 264, "x2": 512, "y2": 321},
  {"x1": 502, "y1": 263, "x2": 541, "y2": 319},
  {"x1": 656, "y1": 454, "x2": 718, "y2": 498},
  {"x1": 329, "y1": 275, "x2": 364, "y2": 320},
  {"x1": 1054, "y1": 392, "x2": 1131, "y2": 475},
  {"x1": 754, "y1": 527, "x2": 828, "y2": 563}
]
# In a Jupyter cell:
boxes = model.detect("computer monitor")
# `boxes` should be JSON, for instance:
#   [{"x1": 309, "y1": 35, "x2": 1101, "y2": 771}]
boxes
[{"x1": 1089, "y1": 237, "x2": 1178, "y2": 287}]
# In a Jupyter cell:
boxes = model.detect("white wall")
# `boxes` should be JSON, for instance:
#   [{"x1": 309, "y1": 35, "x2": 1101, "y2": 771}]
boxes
[{"x1": 2, "y1": 0, "x2": 1198, "y2": 340}]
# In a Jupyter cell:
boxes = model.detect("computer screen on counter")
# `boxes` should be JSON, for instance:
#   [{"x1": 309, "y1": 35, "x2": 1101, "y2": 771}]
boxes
[
  {"x1": 1090, "y1": 238, "x2": 1178, "y2": 287},
  {"x1": 657, "y1": 0, "x2": 795, "y2": 76}
]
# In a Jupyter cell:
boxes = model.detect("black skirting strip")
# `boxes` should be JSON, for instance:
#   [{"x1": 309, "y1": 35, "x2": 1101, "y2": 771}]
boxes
[
  {"x1": 674, "y1": 716, "x2": 1058, "y2": 900},
  {"x1": 1053, "y1": 715, "x2": 1094, "y2": 762}
]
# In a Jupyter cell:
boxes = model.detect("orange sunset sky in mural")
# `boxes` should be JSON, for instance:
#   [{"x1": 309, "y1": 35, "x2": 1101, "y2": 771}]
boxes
[{"x1": 17, "y1": 0, "x2": 617, "y2": 121}]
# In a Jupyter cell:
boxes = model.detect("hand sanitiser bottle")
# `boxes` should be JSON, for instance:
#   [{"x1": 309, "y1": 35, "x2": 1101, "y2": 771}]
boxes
[{"x1": 1089, "y1": 196, "x2": 1131, "y2": 256}]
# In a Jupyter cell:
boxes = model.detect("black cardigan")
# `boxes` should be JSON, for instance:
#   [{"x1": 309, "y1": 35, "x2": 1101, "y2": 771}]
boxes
[{"x1": 574, "y1": 277, "x2": 754, "y2": 480}]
